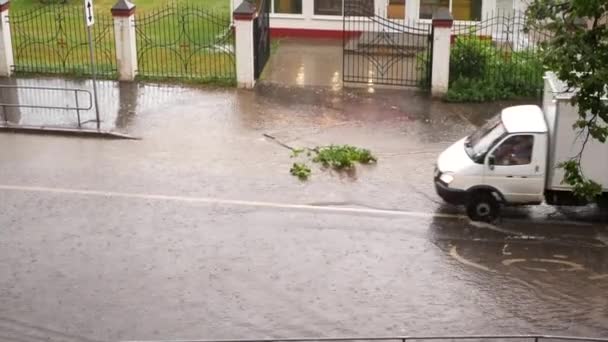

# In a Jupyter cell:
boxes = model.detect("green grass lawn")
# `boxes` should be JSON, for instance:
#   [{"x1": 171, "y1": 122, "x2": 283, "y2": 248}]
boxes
[
  {"x1": 10, "y1": 5, "x2": 118, "y2": 77},
  {"x1": 9, "y1": 0, "x2": 235, "y2": 82},
  {"x1": 10, "y1": 0, "x2": 230, "y2": 14}
]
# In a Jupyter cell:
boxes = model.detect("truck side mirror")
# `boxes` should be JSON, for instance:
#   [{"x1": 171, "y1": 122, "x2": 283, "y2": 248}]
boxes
[{"x1": 488, "y1": 155, "x2": 495, "y2": 170}]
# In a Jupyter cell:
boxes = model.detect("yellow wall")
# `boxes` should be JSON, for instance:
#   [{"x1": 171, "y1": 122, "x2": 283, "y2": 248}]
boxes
[
  {"x1": 275, "y1": 0, "x2": 298, "y2": 13},
  {"x1": 452, "y1": 0, "x2": 471, "y2": 20},
  {"x1": 388, "y1": 4, "x2": 405, "y2": 19}
]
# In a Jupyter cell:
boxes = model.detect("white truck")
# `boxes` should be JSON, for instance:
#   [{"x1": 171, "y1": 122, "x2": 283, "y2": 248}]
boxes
[{"x1": 434, "y1": 72, "x2": 608, "y2": 221}]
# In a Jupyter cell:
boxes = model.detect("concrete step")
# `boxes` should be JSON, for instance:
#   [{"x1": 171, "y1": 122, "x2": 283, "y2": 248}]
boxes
[{"x1": 345, "y1": 31, "x2": 430, "y2": 56}]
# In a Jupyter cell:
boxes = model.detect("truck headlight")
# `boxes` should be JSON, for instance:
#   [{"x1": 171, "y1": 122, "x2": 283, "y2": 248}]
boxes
[{"x1": 440, "y1": 173, "x2": 455, "y2": 185}]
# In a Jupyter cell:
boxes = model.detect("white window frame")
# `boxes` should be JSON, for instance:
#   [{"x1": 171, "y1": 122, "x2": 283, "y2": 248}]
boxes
[{"x1": 313, "y1": 0, "x2": 344, "y2": 16}]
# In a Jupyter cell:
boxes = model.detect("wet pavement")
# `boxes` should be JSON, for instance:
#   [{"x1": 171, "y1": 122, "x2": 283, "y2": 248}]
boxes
[
  {"x1": 0, "y1": 77, "x2": 128, "y2": 131},
  {"x1": 262, "y1": 38, "x2": 343, "y2": 89},
  {"x1": 0, "y1": 77, "x2": 607, "y2": 342}
]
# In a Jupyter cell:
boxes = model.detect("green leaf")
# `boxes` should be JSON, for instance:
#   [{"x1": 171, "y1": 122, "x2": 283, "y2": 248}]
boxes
[
  {"x1": 290, "y1": 162, "x2": 311, "y2": 181},
  {"x1": 526, "y1": 0, "x2": 607, "y2": 196}
]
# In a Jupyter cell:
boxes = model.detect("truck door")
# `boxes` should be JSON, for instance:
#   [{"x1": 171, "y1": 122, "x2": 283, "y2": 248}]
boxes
[{"x1": 484, "y1": 134, "x2": 545, "y2": 204}]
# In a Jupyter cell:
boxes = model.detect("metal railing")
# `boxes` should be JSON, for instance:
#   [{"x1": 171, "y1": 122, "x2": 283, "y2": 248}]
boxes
[
  {"x1": 0, "y1": 85, "x2": 93, "y2": 128},
  {"x1": 122, "y1": 335, "x2": 608, "y2": 342}
]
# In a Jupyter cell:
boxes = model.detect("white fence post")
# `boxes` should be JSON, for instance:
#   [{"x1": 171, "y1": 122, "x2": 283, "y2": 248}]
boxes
[
  {"x1": 231, "y1": 0, "x2": 245, "y2": 25},
  {"x1": 111, "y1": 0, "x2": 137, "y2": 81},
  {"x1": 513, "y1": 0, "x2": 526, "y2": 12},
  {"x1": 233, "y1": 1, "x2": 256, "y2": 89},
  {"x1": 0, "y1": 0, "x2": 14, "y2": 77},
  {"x1": 431, "y1": 8, "x2": 453, "y2": 97}
]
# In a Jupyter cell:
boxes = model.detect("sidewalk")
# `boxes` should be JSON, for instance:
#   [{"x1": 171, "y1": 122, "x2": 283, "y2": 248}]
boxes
[
  {"x1": 0, "y1": 73, "x2": 535, "y2": 215},
  {"x1": 261, "y1": 38, "x2": 343, "y2": 89}
]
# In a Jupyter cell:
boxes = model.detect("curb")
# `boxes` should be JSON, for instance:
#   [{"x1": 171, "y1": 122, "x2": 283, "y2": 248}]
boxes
[{"x1": 0, "y1": 125, "x2": 141, "y2": 140}]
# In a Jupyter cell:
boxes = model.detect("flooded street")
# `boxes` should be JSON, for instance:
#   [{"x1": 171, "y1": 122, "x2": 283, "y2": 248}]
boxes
[{"x1": 0, "y1": 77, "x2": 607, "y2": 342}]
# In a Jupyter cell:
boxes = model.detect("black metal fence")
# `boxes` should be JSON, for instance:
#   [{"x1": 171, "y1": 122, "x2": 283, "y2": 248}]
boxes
[
  {"x1": 9, "y1": 5, "x2": 117, "y2": 77},
  {"x1": 135, "y1": 4, "x2": 235, "y2": 83},
  {"x1": 343, "y1": 2, "x2": 433, "y2": 88},
  {"x1": 448, "y1": 10, "x2": 551, "y2": 100},
  {"x1": 253, "y1": 0, "x2": 271, "y2": 79}
]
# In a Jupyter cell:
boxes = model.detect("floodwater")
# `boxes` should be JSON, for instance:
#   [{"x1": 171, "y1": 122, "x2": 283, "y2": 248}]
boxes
[{"x1": 0, "y1": 75, "x2": 607, "y2": 342}]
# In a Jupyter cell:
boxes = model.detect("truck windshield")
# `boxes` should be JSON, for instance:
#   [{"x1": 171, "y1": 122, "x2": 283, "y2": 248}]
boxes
[{"x1": 465, "y1": 115, "x2": 507, "y2": 163}]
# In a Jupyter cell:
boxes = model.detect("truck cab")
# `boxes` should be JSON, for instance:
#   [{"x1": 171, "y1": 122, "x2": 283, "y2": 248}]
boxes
[{"x1": 435, "y1": 105, "x2": 548, "y2": 221}]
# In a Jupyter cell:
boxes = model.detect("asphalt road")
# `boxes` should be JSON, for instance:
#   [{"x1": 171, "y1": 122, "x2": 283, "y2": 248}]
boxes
[
  {"x1": 1, "y1": 81, "x2": 607, "y2": 342},
  {"x1": 1, "y1": 186, "x2": 607, "y2": 342}
]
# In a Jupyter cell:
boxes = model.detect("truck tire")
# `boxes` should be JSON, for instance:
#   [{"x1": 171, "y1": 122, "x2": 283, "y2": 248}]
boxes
[
  {"x1": 466, "y1": 192, "x2": 500, "y2": 222},
  {"x1": 596, "y1": 193, "x2": 608, "y2": 209}
]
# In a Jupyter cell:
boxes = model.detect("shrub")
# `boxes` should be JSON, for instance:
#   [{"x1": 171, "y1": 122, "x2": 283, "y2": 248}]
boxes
[
  {"x1": 416, "y1": 51, "x2": 431, "y2": 88},
  {"x1": 446, "y1": 78, "x2": 514, "y2": 102},
  {"x1": 447, "y1": 34, "x2": 545, "y2": 102},
  {"x1": 450, "y1": 35, "x2": 498, "y2": 81}
]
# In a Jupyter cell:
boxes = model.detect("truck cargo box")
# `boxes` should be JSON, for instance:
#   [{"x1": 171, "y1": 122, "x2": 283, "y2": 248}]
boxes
[{"x1": 543, "y1": 72, "x2": 608, "y2": 191}]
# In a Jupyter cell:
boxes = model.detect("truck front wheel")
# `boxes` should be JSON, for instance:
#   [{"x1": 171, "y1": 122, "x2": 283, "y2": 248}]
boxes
[{"x1": 466, "y1": 192, "x2": 500, "y2": 222}]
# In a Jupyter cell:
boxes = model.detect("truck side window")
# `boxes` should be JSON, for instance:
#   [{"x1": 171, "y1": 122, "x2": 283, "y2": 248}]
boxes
[{"x1": 493, "y1": 135, "x2": 534, "y2": 166}]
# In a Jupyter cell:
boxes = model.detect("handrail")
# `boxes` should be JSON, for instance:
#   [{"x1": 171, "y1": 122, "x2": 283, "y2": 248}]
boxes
[
  {"x1": 0, "y1": 85, "x2": 93, "y2": 128},
  {"x1": 121, "y1": 335, "x2": 608, "y2": 342}
]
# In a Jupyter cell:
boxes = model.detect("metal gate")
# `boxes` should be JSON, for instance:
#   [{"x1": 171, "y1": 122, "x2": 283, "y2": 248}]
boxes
[
  {"x1": 343, "y1": 2, "x2": 432, "y2": 88},
  {"x1": 253, "y1": 0, "x2": 271, "y2": 79},
  {"x1": 135, "y1": 4, "x2": 235, "y2": 83},
  {"x1": 9, "y1": 5, "x2": 116, "y2": 77}
]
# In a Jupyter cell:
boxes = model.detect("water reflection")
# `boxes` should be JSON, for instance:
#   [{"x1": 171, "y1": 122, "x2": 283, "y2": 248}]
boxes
[
  {"x1": 427, "y1": 213, "x2": 608, "y2": 335},
  {"x1": 115, "y1": 82, "x2": 138, "y2": 130},
  {"x1": 0, "y1": 78, "x2": 182, "y2": 132},
  {"x1": 0, "y1": 78, "x2": 21, "y2": 124},
  {"x1": 0, "y1": 77, "x2": 120, "y2": 130},
  {"x1": 0, "y1": 76, "x2": 540, "y2": 138}
]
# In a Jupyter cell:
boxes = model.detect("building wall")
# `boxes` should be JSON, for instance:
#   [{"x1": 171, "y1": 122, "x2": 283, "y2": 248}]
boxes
[
  {"x1": 232, "y1": 0, "x2": 525, "y2": 37},
  {"x1": 496, "y1": 0, "x2": 513, "y2": 12}
]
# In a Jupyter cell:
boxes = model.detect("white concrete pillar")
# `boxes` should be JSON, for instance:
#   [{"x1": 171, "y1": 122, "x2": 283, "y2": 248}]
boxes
[
  {"x1": 0, "y1": 0, "x2": 14, "y2": 77},
  {"x1": 482, "y1": 0, "x2": 497, "y2": 20},
  {"x1": 406, "y1": 0, "x2": 419, "y2": 22},
  {"x1": 431, "y1": 8, "x2": 453, "y2": 97},
  {"x1": 234, "y1": 1, "x2": 256, "y2": 88},
  {"x1": 231, "y1": 0, "x2": 245, "y2": 25},
  {"x1": 512, "y1": 0, "x2": 526, "y2": 13},
  {"x1": 111, "y1": 0, "x2": 137, "y2": 81},
  {"x1": 375, "y1": 0, "x2": 387, "y2": 16},
  {"x1": 303, "y1": 0, "x2": 314, "y2": 19}
]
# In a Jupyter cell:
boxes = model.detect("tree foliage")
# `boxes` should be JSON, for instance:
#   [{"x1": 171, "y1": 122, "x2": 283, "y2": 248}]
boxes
[{"x1": 526, "y1": 0, "x2": 608, "y2": 199}]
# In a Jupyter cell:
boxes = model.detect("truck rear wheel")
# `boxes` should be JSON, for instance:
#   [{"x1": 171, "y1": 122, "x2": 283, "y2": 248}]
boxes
[
  {"x1": 596, "y1": 193, "x2": 608, "y2": 209},
  {"x1": 467, "y1": 192, "x2": 500, "y2": 222}
]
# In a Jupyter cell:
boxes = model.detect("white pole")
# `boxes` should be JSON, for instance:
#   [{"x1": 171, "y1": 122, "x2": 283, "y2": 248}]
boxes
[{"x1": 87, "y1": 24, "x2": 101, "y2": 130}]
